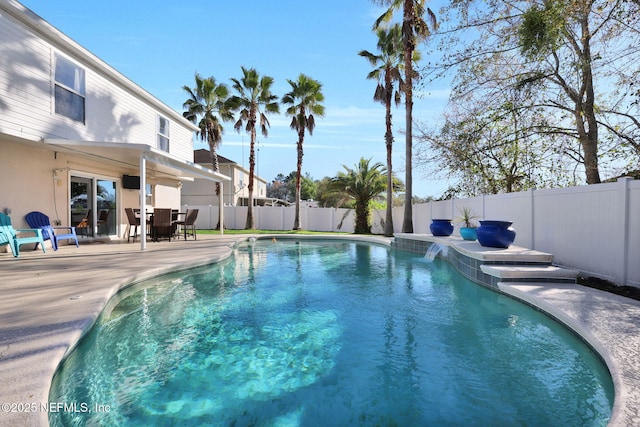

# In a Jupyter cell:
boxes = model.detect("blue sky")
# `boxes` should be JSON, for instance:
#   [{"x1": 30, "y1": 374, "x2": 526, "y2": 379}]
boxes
[{"x1": 20, "y1": 0, "x2": 451, "y2": 198}]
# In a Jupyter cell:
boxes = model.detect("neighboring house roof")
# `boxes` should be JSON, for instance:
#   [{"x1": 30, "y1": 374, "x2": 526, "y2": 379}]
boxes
[
  {"x1": 193, "y1": 149, "x2": 267, "y2": 185},
  {"x1": 193, "y1": 149, "x2": 236, "y2": 165}
]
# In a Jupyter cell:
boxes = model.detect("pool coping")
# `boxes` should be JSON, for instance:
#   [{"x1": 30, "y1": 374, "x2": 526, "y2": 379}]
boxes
[{"x1": 0, "y1": 233, "x2": 638, "y2": 426}]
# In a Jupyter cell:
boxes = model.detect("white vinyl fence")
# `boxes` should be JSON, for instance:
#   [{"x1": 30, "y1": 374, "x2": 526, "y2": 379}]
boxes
[
  {"x1": 183, "y1": 205, "x2": 355, "y2": 234},
  {"x1": 184, "y1": 177, "x2": 640, "y2": 287},
  {"x1": 406, "y1": 177, "x2": 639, "y2": 287}
]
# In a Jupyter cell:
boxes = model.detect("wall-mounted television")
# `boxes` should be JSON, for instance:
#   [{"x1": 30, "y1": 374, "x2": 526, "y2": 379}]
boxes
[{"x1": 122, "y1": 175, "x2": 140, "y2": 189}]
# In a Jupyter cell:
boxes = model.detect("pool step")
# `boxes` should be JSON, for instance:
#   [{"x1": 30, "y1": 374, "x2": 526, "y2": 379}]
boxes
[{"x1": 480, "y1": 265, "x2": 579, "y2": 282}]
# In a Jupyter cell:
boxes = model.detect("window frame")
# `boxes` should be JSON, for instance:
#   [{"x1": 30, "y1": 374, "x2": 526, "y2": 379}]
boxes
[
  {"x1": 157, "y1": 115, "x2": 170, "y2": 152},
  {"x1": 53, "y1": 53, "x2": 86, "y2": 123}
]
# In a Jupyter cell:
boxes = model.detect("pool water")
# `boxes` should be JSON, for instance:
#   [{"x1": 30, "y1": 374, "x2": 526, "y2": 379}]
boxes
[{"x1": 49, "y1": 241, "x2": 613, "y2": 426}]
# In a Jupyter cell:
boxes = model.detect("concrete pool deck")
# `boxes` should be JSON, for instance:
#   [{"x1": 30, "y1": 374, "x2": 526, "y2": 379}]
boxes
[{"x1": 0, "y1": 234, "x2": 638, "y2": 426}]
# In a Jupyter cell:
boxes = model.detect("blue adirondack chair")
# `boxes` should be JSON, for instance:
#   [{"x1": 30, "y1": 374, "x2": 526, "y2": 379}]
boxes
[
  {"x1": 25, "y1": 211, "x2": 79, "y2": 251},
  {"x1": 0, "y1": 212, "x2": 46, "y2": 257}
]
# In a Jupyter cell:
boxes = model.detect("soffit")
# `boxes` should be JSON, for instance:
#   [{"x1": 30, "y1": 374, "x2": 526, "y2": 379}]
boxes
[{"x1": 43, "y1": 139, "x2": 230, "y2": 182}]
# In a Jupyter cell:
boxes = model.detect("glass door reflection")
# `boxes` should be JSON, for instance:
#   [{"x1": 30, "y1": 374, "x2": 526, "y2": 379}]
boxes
[
  {"x1": 97, "y1": 179, "x2": 117, "y2": 236},
  {"x1": 70, "y1": 176, "x2": 94, "y2": 237}
]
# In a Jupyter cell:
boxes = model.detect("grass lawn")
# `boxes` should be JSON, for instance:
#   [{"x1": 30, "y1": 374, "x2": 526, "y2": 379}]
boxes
[{"x1": 198, "y1": 229, "x2": 352, "y2": 235}]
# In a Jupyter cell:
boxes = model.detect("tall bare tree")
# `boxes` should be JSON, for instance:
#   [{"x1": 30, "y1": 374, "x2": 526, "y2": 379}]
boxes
[{"x1": 432, "y1": 0, "x2": 640, "y2": 185}]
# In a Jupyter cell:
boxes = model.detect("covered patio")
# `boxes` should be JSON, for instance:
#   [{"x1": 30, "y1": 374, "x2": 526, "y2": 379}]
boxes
[{"x1": 44, "y1": 139, "x2": 230, "y2": 250}]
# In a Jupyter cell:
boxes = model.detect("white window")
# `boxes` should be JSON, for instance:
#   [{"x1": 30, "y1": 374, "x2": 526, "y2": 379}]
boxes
[
  {"x1": 158, "y1": 115, "x2": 170, "y2": 152},
  {"x1": 145, "y1": 183, "x2": 153, "y2": 206},
  {"x1": 54, "y1": 54, "x2": 85, "y2": 123}
]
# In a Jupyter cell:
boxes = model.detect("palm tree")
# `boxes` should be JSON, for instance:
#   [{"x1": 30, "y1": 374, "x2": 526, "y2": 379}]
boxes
[
  {"x1": 359, "y1": 24, "x2": 406, "y2": 237},
  {"x1": 182, "y1": 73, "x2": 233, "y2": 199},
  {"x1": 374, "y1": 0, "x2": 437, "y2": 233},
  {"x1": 328, "y1": 157, "x2": 402, "y2": 234},
  {"x1": 282, "y1": 74, "x2": 325, "y2": 230},
  {"x1": 229, "y1": 66, "x2": 280, "y2": 230}
]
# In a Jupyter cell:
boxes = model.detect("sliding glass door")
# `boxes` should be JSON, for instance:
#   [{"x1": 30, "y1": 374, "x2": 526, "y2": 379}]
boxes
[
  {"x1": 70, "y1": 176, "x2": 94, "y2": 237},
  {"x1": 70, "y1": 175, "x2": 118, "y2": 237},
  {"x1": 97, "y1": 179, "x2": 116, "y2": 235}
]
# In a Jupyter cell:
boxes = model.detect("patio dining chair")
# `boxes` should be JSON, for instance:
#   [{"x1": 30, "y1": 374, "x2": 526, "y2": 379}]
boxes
[
  {"x1": 0, "y1": 212, "x2": 46, "y2": 257},
  {"x1": 76, "y1": 209, "x2": 92, "y2": 237},
  {"x1": 174, "y1": 209, "x2": 199, "y2": 240},
  {"x1": 25, "y1": 211, "x2": 79, "y2": 251},
  {"x1": 151, "y1": 208, "x2": 173, "y2": 242},
  {"x1": 125, "y1": 208, "x2": 141, "y2": 243},
  {"x1": 97, "y1": 209, "x2": 109, "y2": 236}
]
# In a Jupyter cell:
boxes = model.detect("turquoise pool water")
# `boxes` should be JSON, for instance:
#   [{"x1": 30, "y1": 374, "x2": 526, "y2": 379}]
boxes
[{"x1": 49, "y1": 240, "x2": 613, "y2": 426}]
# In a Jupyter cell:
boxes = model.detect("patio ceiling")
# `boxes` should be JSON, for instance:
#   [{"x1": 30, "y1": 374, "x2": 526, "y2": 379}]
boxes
[{"x1": 43, "y1": 139, "x2": 230, "y2": 183}]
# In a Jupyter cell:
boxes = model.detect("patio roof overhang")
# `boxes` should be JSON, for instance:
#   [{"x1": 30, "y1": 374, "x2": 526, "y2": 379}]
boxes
[
  {"x1": 43, "y1": 139, "x2": 229, "y2": 250},
  {"x1": 43, "y1": 139, "x2": 230, "y2": 183}
]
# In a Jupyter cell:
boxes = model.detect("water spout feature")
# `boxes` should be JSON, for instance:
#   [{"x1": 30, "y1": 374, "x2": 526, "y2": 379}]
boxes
[{"x1": 425, "y1": 243, "x2": 448, "y2": 262}]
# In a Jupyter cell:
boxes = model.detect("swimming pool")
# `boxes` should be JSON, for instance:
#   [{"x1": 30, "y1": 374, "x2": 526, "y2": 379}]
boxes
[{"x1": 49, "y1": 240, "x2": 613, "y2": 426}]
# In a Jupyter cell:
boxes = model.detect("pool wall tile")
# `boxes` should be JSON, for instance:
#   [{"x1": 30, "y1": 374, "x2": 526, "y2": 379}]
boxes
[{"x1": 392, "y1": 236, "x2": 574, "y2": 290}]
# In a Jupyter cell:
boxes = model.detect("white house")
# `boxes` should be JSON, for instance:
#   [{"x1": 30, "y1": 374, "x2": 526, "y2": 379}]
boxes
[
  {"x1": 0, "y1": 0, "x2": 229, "y2": 249},
  {"x1": 183, "y1": 149, "x2": 280, "y2": 207}
]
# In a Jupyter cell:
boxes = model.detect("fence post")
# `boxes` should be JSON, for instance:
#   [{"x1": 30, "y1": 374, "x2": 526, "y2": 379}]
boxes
[
  {"x1": 530, "y1": 189, "x2": 536, "y2": 250},
  {"x1": 331, "y1": 207, "x2": 335, "y2": 232},
  {"x1": 619, "y1": 177, "x2": 631, "y2": 286},
  {"x1": 451, "y1": 198, "x2": 455, "y2": 220},
  {"x1": 482, "y1": 194, "x2": 487, "y2": 219}
]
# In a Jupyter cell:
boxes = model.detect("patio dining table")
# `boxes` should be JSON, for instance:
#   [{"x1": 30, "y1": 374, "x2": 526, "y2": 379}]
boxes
[{"x1": 131, "y1": 209, "x2": 185, "y2": 241}]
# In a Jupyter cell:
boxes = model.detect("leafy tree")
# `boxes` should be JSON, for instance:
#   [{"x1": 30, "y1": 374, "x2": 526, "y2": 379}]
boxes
[
  {"x1": 267, "y1": 172, "x2": 318, "y2": 203},
  {"x1": 359, "y1": 24, "x2": 406, "y2": 236},
  {"x1": 415, "y1": 62, "x2": 576, "y2": 195},
  {"x1": 281, "y1": 74, "x2": 325, "y2": 230},
  {"x1": 327, "y1": 157, "x2": 401, "y2": 234},
  {"x1": 315, "y1": 176, "x2": 344, "y2": 208},
  {"x1": 229, "y1": 67, "x2": 279, "y2": 229},
  {"x1": 373, "y1": 0, "x2": 437, "y2": 233},
  {"x1": 267, "y1": 173, "x2": 291, "y2": 202},
  {"x1": 431, "y1": 0, "x2": 640, "y2": 186},
  {"x1": 290, "y1": 171, "x2": 317, "y2": 201},
  {"x1": 182, "y1": 73, "x2": 233, "y2": 194}
]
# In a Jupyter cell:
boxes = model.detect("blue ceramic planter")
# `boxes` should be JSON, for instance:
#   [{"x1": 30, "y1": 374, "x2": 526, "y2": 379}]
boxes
[
  {"x1": 477, "y1": 220, "x2": 516, "y2": 248},
  {"x1": 430, "y1": 219, "x2": 454, "y2": 236},
  {"x1": 459, "y1": 227, "x2": 477, "y2": 241}
]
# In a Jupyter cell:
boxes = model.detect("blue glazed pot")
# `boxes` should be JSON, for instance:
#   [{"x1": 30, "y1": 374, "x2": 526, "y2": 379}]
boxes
[
  {"x1": 459, "y1": 227, "x2": 477, "y2": 241},
  {"x1": 430, "y1": 219, "x2": 454, "y2": 236},
  {"x1": 477, "y1": 220, "x2": 516, "y2": 248}
]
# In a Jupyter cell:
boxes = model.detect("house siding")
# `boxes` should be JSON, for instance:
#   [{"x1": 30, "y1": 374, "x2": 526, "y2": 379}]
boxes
[
  {"x1": 0, "y1": 1, "x2": 197, "y2": 241},
  {"x1": 0, "y1": 2, "x2": 195, "y2": 157},
  {"x1": 182, "y1": 154, "x2": 269, "y2": 207},
  {"x1": 0, "y1": 9, "x2": 54, "y2": 140}
]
